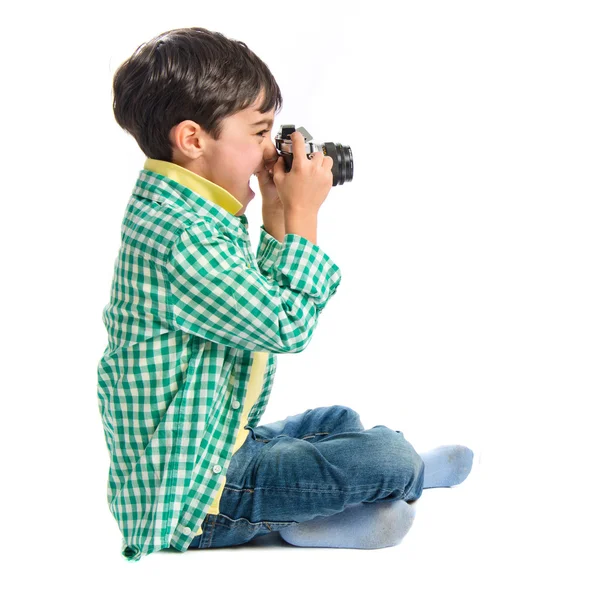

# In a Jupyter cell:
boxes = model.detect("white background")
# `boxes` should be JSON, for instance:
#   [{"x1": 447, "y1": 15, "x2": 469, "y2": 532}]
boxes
[{"x1": 2, "y1": 1, "x2": 598, "y2": 597}]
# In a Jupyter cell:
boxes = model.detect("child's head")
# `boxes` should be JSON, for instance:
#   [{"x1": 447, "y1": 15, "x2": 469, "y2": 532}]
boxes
[{"x1": 113, "y1": 27, "x2": 282, "y2": 210}]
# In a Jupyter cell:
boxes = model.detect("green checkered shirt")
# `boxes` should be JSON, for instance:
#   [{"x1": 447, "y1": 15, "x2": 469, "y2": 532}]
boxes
[{"x1": 97, "y1": 165, "x2": 342, "y2": 561}]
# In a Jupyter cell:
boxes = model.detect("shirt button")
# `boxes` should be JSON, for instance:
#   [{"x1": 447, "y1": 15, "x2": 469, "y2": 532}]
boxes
[
  {"x1": 213, "y1": 465, "x2": 222, "y2": 474},
  {"x1": 182, "y1": 526, "x2": 191, "y2": 535},
  {"x1": 232, "y1": 400, "x2": 241, "y2": 409}
]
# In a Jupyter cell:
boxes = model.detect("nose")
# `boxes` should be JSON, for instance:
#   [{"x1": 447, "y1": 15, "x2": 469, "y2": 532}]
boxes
[{"x1": 263, "y1": 140, "x2": 278, "y2": 167}]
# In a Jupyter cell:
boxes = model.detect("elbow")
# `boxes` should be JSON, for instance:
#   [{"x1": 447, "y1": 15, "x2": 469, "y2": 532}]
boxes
[{"x1": 277, "y1": 312, "x2": 318, "y2": 354}]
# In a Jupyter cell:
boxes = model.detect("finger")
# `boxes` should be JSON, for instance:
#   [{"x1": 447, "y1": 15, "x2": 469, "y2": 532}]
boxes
[
  {"x1": 272, "y1": 154, "x2": 285, "y2": 177},
  {"x1": 291, "y1": 131, "x2": 307, "y2": 164},
  {"x1": 263, "y1": 158, "x2": 277, "y2": 173},
  {"x1": 255, "y1": 166, "x2": 268, "y2": 181},
  {"x1": 310, "y1": 150, "x2": 325, "y2": 167}
]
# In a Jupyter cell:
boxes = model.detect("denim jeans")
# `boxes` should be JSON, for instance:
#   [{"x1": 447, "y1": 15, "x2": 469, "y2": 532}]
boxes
[{"x1": 187, "y1": 404, "x2": 425, "y2": 549}]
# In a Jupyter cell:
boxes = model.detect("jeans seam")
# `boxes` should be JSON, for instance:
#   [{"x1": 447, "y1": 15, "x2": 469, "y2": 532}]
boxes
[
  {"x1": 222, "y1": 483, "x2": 387, "y2": 494},
  {"x1": 253, "y1": 431, "x2": 331, "y2": 442},
  {"x1": 300, "y1": 432, "x2": 330, "y2": 440},
  {"x1": 250, "y1": 485, "x2": 400, "y2": 493},
  {"x1": 215, "y1": 513, "x2": 297, "y2": 527}
]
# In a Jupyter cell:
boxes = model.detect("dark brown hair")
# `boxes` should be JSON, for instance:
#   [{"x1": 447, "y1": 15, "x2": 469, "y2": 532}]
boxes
[{"x1": 112, "y1": 27, "x2": 283, "y2": 161}]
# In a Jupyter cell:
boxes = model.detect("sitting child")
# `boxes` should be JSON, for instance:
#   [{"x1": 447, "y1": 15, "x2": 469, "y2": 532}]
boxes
[{"x1": 97, "y1": 26, "x2": 474, "y2": 562}]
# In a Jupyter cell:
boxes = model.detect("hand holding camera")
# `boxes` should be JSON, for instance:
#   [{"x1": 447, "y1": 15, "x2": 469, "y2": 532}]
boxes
[
  {"x1": 272, "y1": 131, "x2": 334, "y2": 218},
  {"x1": 268, "y1": 124, "x2": 353, "y2": 245}
]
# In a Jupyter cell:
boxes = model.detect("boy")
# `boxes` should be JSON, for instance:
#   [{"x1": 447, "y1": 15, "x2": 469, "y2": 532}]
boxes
[{"x1": 97, "y1": 26, "x2": 474, "y2": 562}]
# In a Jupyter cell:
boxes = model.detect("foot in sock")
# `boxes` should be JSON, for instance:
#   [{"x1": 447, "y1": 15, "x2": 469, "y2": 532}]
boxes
[
  {"x1": 278, "y1": 499, "x2": 416, "y2": 549},
  {"x1": 418, "y1": 444, "x2": 474, "y2": 489}
]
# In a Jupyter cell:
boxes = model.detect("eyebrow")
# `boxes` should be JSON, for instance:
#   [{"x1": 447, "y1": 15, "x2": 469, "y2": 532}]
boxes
[{"x1": 250, "y1": 118, "x2": 274, "y2": 128}]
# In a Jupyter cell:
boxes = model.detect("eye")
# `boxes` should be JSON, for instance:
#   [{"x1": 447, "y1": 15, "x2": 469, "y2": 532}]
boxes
[{"x1": 255, "y1": 129, "x2": 270, "y2": 138}]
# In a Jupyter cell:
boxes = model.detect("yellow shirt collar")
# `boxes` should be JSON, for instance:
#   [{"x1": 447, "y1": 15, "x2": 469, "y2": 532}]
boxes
[{"x1": 144, "y1": 158, "x2": 244, "y2": 216}]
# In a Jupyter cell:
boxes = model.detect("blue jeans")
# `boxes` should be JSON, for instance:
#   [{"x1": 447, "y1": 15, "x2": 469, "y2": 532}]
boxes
[{"x1": 187, "y1": 404, "x2": 425, "y2": 549}]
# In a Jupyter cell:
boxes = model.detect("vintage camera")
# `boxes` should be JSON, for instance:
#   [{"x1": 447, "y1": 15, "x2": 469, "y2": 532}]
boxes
[{"x1": 274, "y1": 124, "x2": 353, "y2": 186}]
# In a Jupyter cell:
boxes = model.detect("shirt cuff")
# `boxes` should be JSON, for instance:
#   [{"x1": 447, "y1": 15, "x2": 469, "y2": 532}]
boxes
[
  {"x1": 273, "y1": 233, "x2": 342, "y2": 315},
  {"x1": 256, "y1": 224, "x2": 283, "y2": 279}
]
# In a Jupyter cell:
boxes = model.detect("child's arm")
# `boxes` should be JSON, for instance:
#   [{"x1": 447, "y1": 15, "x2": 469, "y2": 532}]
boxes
[
  {"x1": 165, "y1": 219, "x2": 341, "y2": 353},
  {"x1": 256, "y1": 224, "x2": 283, "y2": 280}
]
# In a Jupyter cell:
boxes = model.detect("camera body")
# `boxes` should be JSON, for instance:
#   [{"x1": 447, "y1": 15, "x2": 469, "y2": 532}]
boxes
[{"x1": 274, "y1": 124, "x2": 354, "y2": 186}]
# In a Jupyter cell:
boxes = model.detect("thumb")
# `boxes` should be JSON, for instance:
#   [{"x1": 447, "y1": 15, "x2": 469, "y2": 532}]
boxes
[
  {"x1": 256, "y1": 167, "x2": 269, "y2": 184},
  {"x1": 272, "y1": 155, "x2": 285, "y2": 179}
]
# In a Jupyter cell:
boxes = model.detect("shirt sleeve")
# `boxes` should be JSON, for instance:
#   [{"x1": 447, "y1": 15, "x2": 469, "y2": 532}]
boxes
[
  {"x1": 256, "y1": 224, "x2": 282, "y2": 280},
  {"x1": 246, "y1": 353, "x2": 277, "y2": 429},
  {"x1": 165, "y1": 221, "x2": 342, "y2": 353}
]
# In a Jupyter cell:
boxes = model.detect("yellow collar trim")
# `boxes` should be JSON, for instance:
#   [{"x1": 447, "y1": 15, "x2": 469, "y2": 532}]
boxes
[{"x1": 144, "y1": 158, "x2": 243, "y2": 215}]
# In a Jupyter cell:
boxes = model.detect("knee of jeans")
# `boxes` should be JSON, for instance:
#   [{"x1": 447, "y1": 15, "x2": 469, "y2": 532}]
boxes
[
  {"x1": 324, "y1": 404, "x2": 364, "y2": 430},
  {"x1": 373, "y1": 427, "x2": 424, "y2": 478}
]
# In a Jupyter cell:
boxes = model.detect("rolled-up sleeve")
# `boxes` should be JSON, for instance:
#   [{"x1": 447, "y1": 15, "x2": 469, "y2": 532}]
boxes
[
  {"x1": 165, "y1": 221, "x2": 342, "y2": 353},
  {"x1": 256, "y1": 224, "x2": 283, "y2": 280}
]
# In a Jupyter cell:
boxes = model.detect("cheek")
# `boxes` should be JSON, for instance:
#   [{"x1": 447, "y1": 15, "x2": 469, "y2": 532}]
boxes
[
  {"x1": 219, "y1": 142, "x2": 262, "y2": 182},
  {"x1": 240, "y1": 145, "x2": 262, "y2": 175},
  {"x1": 216, "y1": 149, "x2": 247, "y2": 180}
]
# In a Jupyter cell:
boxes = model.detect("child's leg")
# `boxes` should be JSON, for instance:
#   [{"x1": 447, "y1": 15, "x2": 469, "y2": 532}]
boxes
[
  {"x1": 279, "y1": 498, "x2": 416, "y2": 549},
  {"x1": 207, "y1": 406, "x2": 474, "y2": 551},
  {"x1": 278, "y1": 445, "x2": 475, "y2": 549}
]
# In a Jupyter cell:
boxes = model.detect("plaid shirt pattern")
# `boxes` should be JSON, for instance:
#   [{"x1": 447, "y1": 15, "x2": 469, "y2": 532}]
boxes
[{"x1": 97, "y1": 166, "x2": 342, "y2": 561}]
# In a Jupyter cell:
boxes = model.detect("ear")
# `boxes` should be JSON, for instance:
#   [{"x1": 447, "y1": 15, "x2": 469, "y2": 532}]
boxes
[{"x1": 170, "y1": 120, "x2": 204, "y2": 160}]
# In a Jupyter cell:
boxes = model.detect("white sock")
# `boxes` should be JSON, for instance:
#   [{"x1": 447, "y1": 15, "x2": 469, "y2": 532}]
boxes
[{"x1": 279, "y1": 499, "x2": 416, "y2": 549}]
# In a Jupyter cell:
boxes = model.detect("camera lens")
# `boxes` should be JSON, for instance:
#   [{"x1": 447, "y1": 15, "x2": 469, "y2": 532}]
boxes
[{"x1": 323, "y1": 142, "x2": 354, "y2": 186}]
